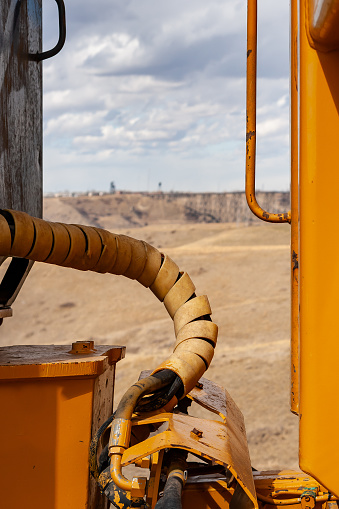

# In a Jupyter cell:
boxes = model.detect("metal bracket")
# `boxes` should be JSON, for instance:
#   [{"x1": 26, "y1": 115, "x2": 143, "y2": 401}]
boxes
[
  {"x1": 300, "y1": 488, "x2": 317, "y2": 509},
  {"x1": 0, "y1": 257, "x2": 34, "y2": 324}
]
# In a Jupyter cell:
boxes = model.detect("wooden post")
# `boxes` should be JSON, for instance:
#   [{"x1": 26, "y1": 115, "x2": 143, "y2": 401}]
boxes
[{"x1": 0, "y1": 0, "x2": 42, "y2": 217}]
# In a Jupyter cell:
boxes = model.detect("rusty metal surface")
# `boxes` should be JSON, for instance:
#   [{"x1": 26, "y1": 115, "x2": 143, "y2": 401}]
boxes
[
  {"x1": 0, "y1": 0, "x2": 42, "y2": 217},
  {"x1": 188, "y1": 376, "x2": 228, "y2": 421}
]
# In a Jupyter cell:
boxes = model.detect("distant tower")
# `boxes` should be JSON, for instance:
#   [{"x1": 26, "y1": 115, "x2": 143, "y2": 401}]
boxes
[
  {"x1": 110, "y1": 181, "x2": 116, "y2": 194},
  {"x1": 158, "y1": 182, "x2": 162, "y2": 192}
]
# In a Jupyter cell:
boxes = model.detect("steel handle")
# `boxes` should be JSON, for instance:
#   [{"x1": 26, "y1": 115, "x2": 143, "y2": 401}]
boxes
[
  {"x1": 246, "y1": 0, "x2": 291, "y2": 223},
  {"x1": 31, "y1": 0, "x2": 66, "y2": 61}
]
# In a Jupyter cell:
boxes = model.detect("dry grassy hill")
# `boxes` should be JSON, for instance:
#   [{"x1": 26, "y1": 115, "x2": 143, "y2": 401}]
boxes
[
  {"x1": 1, "y1": 194, "x2": 297, "y2": 471},
  {"x1": 44, "y1": 191, "x2": 290, "y2": 227}
]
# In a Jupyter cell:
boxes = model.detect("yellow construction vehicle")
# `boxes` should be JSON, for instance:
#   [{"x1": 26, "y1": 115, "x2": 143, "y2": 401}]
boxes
[{"x1": 1, "y1": 1, "x2": 339, "y2": 508}]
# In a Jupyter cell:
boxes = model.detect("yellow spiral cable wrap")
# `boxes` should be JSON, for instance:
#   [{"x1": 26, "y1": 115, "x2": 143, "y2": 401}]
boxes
[
  {"x1": 0, "y1": 209, "x2": 218, "y2": 395},
  {"x1": 0, "y1": 209, "x2": 218, "y2": 491}
]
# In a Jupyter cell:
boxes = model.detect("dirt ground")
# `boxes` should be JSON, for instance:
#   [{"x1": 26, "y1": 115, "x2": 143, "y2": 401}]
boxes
[{"x1": 0, "y1": 219, "x2": 298, "y2": 471}]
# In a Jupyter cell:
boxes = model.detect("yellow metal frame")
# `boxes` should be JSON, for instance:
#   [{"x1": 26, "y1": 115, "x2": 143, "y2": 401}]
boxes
[
  {"x1": 124, "y1": 416, "x2": 257, "y2": 507},
  {"x1": 118, "y1": 377, "x2": 258, "y2": 509}
]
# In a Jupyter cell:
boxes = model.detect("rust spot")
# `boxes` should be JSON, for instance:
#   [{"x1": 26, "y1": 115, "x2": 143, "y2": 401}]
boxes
[
  {"x1": 246, "y1": 130, "x2": 255, "y2": 142},
  {"x1": 292, "y1": 250, "x2": 298, "y2": 270},
  {"x1": 262, "y1": 212, "x2": 269, "y2": 219},
  {"x1": 190, "y1": 428, "x2": 203, "y2": 439},
  {"x1": 247, "y1": 49, "x2": 252, "y2": 58}
]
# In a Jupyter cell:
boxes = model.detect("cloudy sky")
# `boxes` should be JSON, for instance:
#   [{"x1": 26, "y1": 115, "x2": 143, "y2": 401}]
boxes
[{"x1": 42, "y1": 0, "x2": 290, "y2": 194}]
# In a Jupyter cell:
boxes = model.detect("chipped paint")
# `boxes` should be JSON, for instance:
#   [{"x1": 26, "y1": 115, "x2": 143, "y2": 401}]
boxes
[{"x1": 246, "y1": 130, "x2": 255, "y2": 142}]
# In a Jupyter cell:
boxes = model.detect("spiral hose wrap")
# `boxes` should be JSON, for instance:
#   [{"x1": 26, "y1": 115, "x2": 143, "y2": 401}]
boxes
[{"x1": 0, "y1": 209, "x2": 218, "y2": 396}]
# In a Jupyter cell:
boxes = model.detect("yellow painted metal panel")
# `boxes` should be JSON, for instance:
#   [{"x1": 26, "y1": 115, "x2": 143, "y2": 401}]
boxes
[
  {"x1": 299, "y1": 0, "x2": 339, "y2": 495},
  {"x1": 0, "y1": 344, "x2": 123, "y2": 509},
  {"x1": 124, "y1": 412, "x2": 257, "y2": 508},
  {"x1": 0, "y1": 376, "x2": 95, "y2": 508}
]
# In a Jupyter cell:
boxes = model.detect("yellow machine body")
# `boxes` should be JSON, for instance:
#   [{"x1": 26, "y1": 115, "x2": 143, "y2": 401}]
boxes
[
  {"x1": 293, "y1": 0, "x2": 339, "y2": 496},
  {"x1": 246, "y1": 0, "x2": 339, "y2": 501},
  {"x1": 2, "y1": 0, "x2": 339, "y2": 507},
  {"x1": 0, "y1": 342, "x2": 124, "y2": 509}
]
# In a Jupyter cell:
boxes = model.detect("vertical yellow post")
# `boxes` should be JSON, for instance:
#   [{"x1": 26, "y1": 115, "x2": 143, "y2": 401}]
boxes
[
  {"x1": 0, "y1": 343, "x2": 125, "y2": 509},
  {"x1": 290, "y1": 0, "x2": 299, "y2": 416},
  {"x1": 299, "y1": 0, "x2": 339, "y2": 496}
]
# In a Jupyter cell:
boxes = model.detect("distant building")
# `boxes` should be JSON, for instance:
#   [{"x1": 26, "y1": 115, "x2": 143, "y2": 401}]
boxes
[{"x1": 110, "y1": 181, "x2": 116, "y2": 194}]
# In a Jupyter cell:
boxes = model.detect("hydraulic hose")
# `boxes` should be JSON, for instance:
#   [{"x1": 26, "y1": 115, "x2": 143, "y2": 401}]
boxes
[
  {"x1": 135, "y1": 374, "x2": 183, "y2": 412},
  {"x1": 154, "y1": 450, "x2": 187, "y2": 509},
  {"x1": 0, "y1": 209, "x2": 218, "y2": 396},
  {"x1": 108, "y1": 371, "x2": 176, "y2": 491}
]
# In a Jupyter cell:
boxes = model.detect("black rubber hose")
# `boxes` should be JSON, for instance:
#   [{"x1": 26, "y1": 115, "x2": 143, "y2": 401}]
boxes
[
  {"x1": 91, "y1": 370, "x2": 178, "y2": 480},
  {"x1": 89, "y1": 412, "x2": 116, "y2": 480},
  {"x1": 155, "y1": 476, "x2": 184, "y2": 509},
  {"x1": 115, "y1": 369, "x2": 177, "y2": 420},
  {"x1": 135, "y1": 374, "x2": 184, "y2": 412},
  {"x1": 155, "y1": 449, "x2": 187, "y2": 509}
]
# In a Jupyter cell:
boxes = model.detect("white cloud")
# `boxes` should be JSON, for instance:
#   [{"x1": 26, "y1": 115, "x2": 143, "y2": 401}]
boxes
[
  {"x1": 42, "y1": 0, "x2": 290, "y2": 193},
  {"x1": 45, "y1": 111, "x2": 108, "y2": 136}
]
